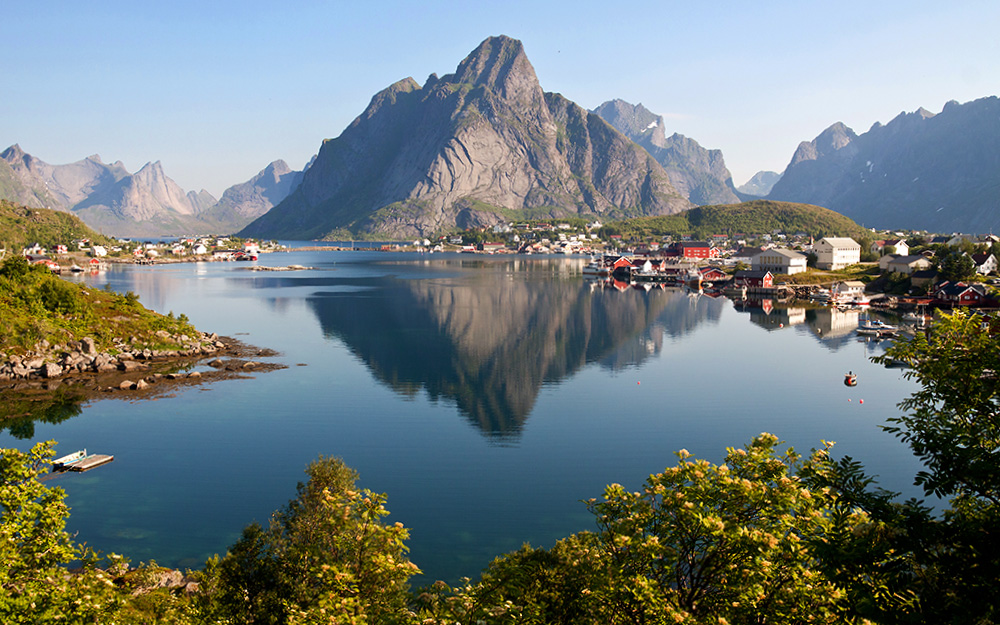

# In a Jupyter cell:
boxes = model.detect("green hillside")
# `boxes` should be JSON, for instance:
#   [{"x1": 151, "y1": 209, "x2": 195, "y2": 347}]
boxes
[
  {"x1": 602, "y1": 200, "x2": 871, "y2": 241},
  {"x1": 0, "y1": 200, "x2": 117, "y2": 253}
]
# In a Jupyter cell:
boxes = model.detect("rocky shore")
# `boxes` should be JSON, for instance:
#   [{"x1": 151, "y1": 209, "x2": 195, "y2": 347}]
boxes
[{"x1": 0, "y1": 331, "x2": 285, "y2": 420}]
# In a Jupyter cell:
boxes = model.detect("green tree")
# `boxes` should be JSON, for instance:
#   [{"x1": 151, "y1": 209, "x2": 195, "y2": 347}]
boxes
[
  {"x1": 202, "y1": 456, "x2": 419, "y2": 624},
  {"x1": 585, "y1": 434, "x2": 859, "y2": 624},
  {"x1": 0, "y1": 442, "x2": 124, "y2": 624},
  {"x1": 936, "y1": 250, "x2": 975, "y2": 282}
]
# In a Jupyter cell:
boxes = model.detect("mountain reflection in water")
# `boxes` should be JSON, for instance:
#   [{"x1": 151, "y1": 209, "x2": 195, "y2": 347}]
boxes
[{"x1": 304, "y1": 273, "x2": 726, "y2": 439}]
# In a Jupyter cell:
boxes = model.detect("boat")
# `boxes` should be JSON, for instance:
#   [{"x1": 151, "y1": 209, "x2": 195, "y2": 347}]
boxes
[
  {"x1": 53, "y1": 449, "x2": 87, "y2": 469},
  {"x1": 51, "y1": 449, "x2": 114, "y2": 472},
  {"x1": 857, "y1": 317, "x2": 897, "y2": 336},
  {"x1": 69, "y1": 263, "x2": 85, "y2": 273},
  {"x1": 582, "y1": 259, "x2": 610, "y2": 277}
]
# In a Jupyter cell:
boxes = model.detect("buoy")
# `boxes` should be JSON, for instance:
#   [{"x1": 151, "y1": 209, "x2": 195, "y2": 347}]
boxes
[
  {"x1": 859, "y1": 399, "x2": 864, "y2": 404},
  {"x1": 844, "y1": 372, "x2": 858, "y2": 387},
  {"x1": 637, "y1": 381, "x2": 641, "y2": 385}
]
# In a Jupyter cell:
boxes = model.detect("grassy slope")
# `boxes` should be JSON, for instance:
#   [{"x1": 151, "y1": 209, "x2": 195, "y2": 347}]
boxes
[
  {"x1": 0, "y1": 257, "x2": 198, "y2": 356},
  {"x1": 0, "y1": 199, "x2": 118, "y2": 252},
  {"x1": 605, "y1": 199, "x2": 871, "y2": 241}
]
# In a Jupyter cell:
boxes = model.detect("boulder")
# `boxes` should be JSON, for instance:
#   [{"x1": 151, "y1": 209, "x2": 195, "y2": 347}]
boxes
[
  {"x1": 81, "y1": 337, "x2": 98, "y2": 355},
  {"x1": 42, "y1": 363, "x2": 63, "y2": 378}
]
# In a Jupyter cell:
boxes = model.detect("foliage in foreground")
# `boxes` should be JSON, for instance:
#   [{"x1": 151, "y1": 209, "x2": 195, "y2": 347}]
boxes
[{"x1": 3, "y1": 310, "x2": 1000, "y2": 623}]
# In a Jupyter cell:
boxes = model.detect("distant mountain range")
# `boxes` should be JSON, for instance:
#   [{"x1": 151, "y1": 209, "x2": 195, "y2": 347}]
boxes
[
  {"x1": 592, "y1": 99, "x2": 742, "y2": 206},
  {"x1": 0, "y1": 144, "x2": 306, "y2": 237},
  {"x1": 766, "y1": 96, "x2": 1000, "y2": 233},
  {"x1": 239, "y1": 36, "x2": 692, "y2": 240},
  {"x1": 3, "y1": 34, "x2": 998, "y2": 239},
  {"x1": 737, "y1": 171, "x2": 781, "y2": 197}
]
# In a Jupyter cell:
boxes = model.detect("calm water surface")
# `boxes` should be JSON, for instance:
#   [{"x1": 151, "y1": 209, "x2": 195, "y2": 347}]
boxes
[{"x1": 2, "y1": 250, "x2": 925, "y2": 583}]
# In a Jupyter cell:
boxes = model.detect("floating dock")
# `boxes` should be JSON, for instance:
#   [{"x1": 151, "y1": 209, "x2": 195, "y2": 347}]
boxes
[{"x1": 52, "y1": 450, "x2": 114, "y2": 472}]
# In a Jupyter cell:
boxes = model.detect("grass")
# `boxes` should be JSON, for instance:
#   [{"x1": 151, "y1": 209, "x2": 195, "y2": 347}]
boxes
[{"x1": 0, "y1": 257, "x2": 199, "y2": 357}]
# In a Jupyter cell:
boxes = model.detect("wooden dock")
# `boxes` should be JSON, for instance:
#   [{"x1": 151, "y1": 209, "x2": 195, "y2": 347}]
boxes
[
  {"x1": 53, "y1": 451, "x2": 114, "y2": 472},
  {"x1": 68, "y1": 454, "x2": 114, "y2": 471}
]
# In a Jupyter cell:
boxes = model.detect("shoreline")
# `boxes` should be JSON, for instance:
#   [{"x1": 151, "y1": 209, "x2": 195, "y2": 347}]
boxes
[{"x1": 1, "y1": 334, "x2": 285, "y2": 421}]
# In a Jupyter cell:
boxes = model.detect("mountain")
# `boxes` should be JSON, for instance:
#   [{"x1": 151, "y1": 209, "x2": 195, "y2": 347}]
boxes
[
  {"x1": 767, "y1": 97, "x2": 1000, "y2": 233},
  {"x1": 240, "y1": 35, "x2": 691, "y2": 240},
  {"x1": 0, "y1": 145, "x2": 307, "y2": 237},
  {"x1": 737, "y1": 171, "x2": 781, "y2": 197},
  {"x1": 593, "y1": 99, "x2": 741, "y2": 206},
  {"x1": 198, "y1": 160, "x2": 304, "y2": 232}
]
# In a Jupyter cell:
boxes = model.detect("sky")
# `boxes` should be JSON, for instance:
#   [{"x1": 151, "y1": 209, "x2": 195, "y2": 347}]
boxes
[{"x1": 3, "y1": 0, "x2": 998, "y2": 199}]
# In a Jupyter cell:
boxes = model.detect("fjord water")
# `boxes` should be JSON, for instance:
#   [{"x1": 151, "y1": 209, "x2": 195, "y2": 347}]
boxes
[{"x1": 3, "y1": 251, "x2": 925, "y2": 583}]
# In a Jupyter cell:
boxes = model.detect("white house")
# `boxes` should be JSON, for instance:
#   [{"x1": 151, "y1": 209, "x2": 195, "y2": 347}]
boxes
[
  {"x1": 971, "y1": 253, "x2": 998, "y2": 275},
  {"x1": 814, "y1": 237, "x2": 861, "y2": 270},
  {"x1": 751, "y1": 247, "x2": 808, "y2": 275},
  {"x1": 871, "y1": 238, "x2": 909, "y2": 256}
]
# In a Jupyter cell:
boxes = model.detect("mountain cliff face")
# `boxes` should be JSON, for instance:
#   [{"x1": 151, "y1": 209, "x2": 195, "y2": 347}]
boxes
[
  {"x1": 198, "y1": 160, "x2": 304, "y2": 231},
  {"x1": 593, "y1": 99, "x2": 740, "y2": 206},
  {"x1": 0, "y1": 146, "x2": 306, "y2": 237},
  {"x1": 737, "y1": 171, "x2": 781, "y2": 197},
  {"x1": 241, "y1": 36, "x2": 691, "y2": 240},
  {"x1": 767, "y1": 97, "x2": 1000, "y2": 233}
]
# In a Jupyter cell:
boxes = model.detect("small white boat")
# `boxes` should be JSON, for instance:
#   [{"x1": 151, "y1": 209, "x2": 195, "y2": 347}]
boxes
[
  {"x1": 582, "y1": 259, "x2": 610, "y2": 276},
  {"x1": 857, "y1": 318, "x2": 897, "y2": 335},
  {"x1": 53, "y1": 450, "x2": 87, "y2": 469}
]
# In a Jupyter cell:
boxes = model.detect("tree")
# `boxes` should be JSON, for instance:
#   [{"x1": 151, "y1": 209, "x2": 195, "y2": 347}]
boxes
[
  {"x1": 584, "y1": 434, "x2": 859, "y2": 624},
  {"x1": 202, "y1": 456, "x2": 419, "y2": 624},
  {"x1": 0, "y1": 442, "x2": 124, "y2": 624},
  {"x1": 878, "y1": 309, "x2": 1000, "y2": 502},
  {"x1": 936, "y1": 250, "x2": 975, "y2": 282}
]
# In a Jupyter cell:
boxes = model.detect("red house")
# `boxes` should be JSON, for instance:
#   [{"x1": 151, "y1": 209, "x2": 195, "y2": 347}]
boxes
[
  {"x1": 672, "y1": 241, "x2": 719, "y2": 259},
  {"x1": 933, "y1": 281, "x2": 990, "y2": 306},
  {"x1": 734, "y1": 270, "x2": 773, "y2": 289},
  {"x1": 699, "y1": 266, "x2": 728, "y2": 281}
]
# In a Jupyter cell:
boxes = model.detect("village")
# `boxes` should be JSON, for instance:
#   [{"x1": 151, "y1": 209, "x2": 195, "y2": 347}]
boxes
[{"x1": 9, "y1": 220, "x2": 1000, "y2": 319}]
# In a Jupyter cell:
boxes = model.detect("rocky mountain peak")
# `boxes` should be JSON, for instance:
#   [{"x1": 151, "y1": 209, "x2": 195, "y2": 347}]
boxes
[
  {"x1": 1, "y1": 144, "x2": 27, "y2": 163},
  {"x1": 789, "y1": 122, "x2": 858, "y2": 166},
  {"x1": 592, "y1": 100, "x2": 664, "y2": 145},
  {"x1": 452, "y1": 35, "x2": 542, "y2": 104}
]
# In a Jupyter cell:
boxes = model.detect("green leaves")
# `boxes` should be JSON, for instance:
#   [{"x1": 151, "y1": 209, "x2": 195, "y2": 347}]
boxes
[{"x1": 586, "y1": 434, "x2": 854, "y2": 624}]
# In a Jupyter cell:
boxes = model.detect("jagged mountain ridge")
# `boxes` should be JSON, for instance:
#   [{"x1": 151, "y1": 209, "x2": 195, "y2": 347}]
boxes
[
  {"x1": 240, "y1": 35, "x2": 691, "y2": 240},
  {"x1": 592, "y1": 99, "x2": 741, "y2": 206},
  {"x1": 0, "y1": 145, "x2": 306, "y2": 237},
  {"x1": 767, "y1": 97, "x2": 1000, "y2": 233},
  {"x1": 737, "y1": 171, "x2": 782, "y2": 197}
]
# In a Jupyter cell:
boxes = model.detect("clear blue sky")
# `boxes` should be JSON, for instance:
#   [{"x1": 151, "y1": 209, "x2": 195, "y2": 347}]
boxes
[{"x1": 3, "y1": 0, "x2": 997, "y2": 198}]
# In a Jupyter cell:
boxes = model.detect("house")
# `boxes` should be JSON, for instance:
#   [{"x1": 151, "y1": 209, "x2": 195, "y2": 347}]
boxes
[
  {"x1": 814, "y1": 237, "x2": 861, "y2": 270},
  {"x1": 672, "y1": 241, "x2": 719, "y2": 259},
  {"x1": 698, "y1": 266, "x2": 728, "y2": 282},
  {"x1": 478, "y1": 242, "x2": 507, "y2": 253},
  {"x1": 751, "y1": 248, "x2": 807, "y2": 275},
  {"x1": 910, "y1": 269, "x2": 939, "y2": 289},
  {"x1": 933, "y1": 281, "x2": 991, "y2": 307},
  {"x1": 733, "y1": 270, "x2": 773, "y2": 289},
  {"x1": 193, "y1": 244, "x2": 208, "y2": 255},
  {"x1": 971, "y1": 253, "x2": 998, "y2": 275},
  {"x1": 885, "y1": 255, "x2": 933, "y2": 275},
  {"x1": 871, "y1": 238, "x2": 909, "y2": 256}
]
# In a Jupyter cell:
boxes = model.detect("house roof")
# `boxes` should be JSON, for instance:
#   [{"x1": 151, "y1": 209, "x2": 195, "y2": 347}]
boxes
[
  {"x1": 818, "y1": 237, "x2": 860, "y2": 247},
  {"x1": 887, "y1": 254, "x2": 930, "y2": 266},
  {"x1": 734, "y1": 270, "x2": 772, "y2": 279},
  {"x1": 757, "y1": 248, "x2": 806, "y2": 260}
]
